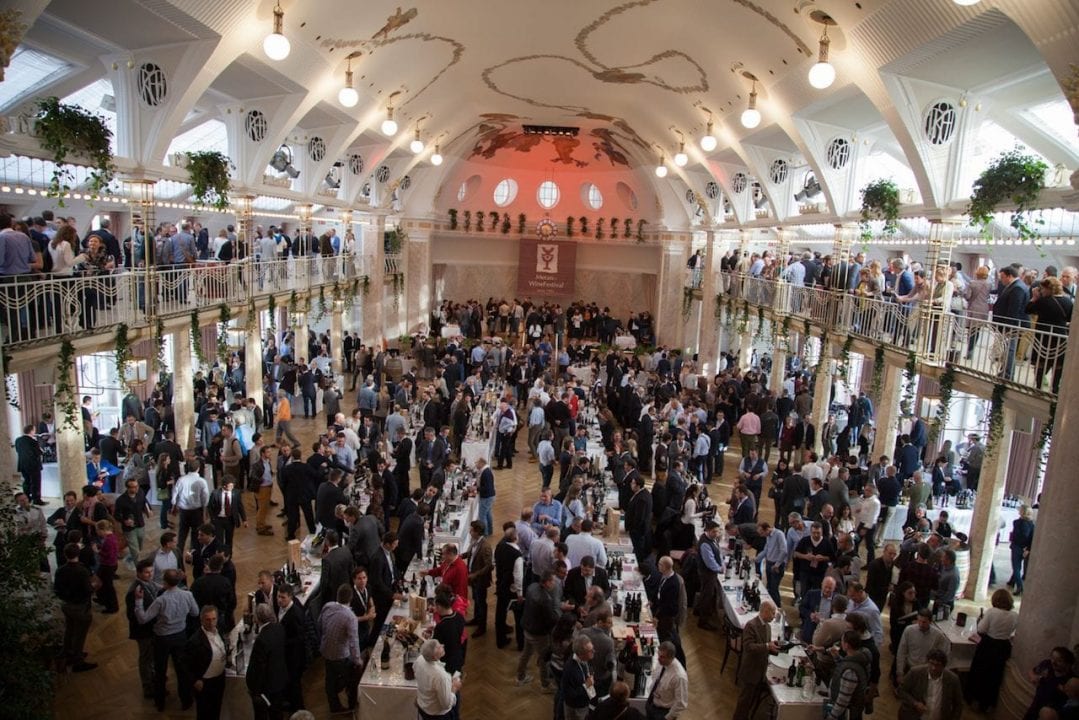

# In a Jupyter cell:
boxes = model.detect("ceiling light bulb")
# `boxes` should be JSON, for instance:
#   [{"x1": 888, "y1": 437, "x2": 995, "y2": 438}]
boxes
[
  {"x1": 263, "y1": 3, "x2": 290, "y2": 61},
  {"x1": 381, "y1": 108, "x2": 398, "y2": 137},
  {"x1": 953, "y1": 0, "x2": 980, "y2": 5},
  {"x1": 741, "y1": 90, "x2": 761, "y2": 129},
  {"x1": 338, "y1": 68, "x2": 358, "y2": 108},
  {"x1": 808, "y1": 32, "x2": 835, "y2": 89},
  {"x1": 655, "y1": 160, "x2": 668, "y2": 178},
  {"x1": 410, "y1": 129, "x2": 424, "y2": 154},
  {"x1": 430, "y1": 147, "x2": 443, "y2": 166},
  {"x1": 674, "y1": 142, "x2": 688, "y2": 167},
  {"x1": 700, "y1": 122, "x2": 717, "y2": 152}
]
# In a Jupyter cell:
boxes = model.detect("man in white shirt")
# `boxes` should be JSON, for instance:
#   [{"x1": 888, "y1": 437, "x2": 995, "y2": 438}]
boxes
[
  {"x1": 414, "y1": 639, "x2": 461, "y2": 719},
  {"x1": 855, "y1": 484, "x2": 882, "y2": 562},
  {"x1": 646, "y1": 641, "x2": 689, "y2": 719},
  {"x1": 172, "y1": 458, "x2": 209, "y2": 552},
  {"x1": 186, "y1": 605, "x2": 227, "y2": 720},
  {"x1": 565, "y1": 519, "x2": 607, "y2": 569}
]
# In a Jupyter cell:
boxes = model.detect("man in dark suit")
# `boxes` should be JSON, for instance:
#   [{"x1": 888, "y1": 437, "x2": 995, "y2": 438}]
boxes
[
  {"x1": 651, "y1": 555, "x2": 687, "y2": 667},
  {"x1": 281, "y1": 448, "x2": 317, "y2": 540},
  {"x1": 246, "y1": 604, "x2": 289, "y2": 720},
  {"x1": 797, "y1": 575, "x2": 839, "y2": 643},
  {"x1": 15, "y1": 424, "x2": 45, "y2": 505},
  {"x1": 190, "y1": 524, "x2": 221, "y2": 580},
  {"x1": 415, "y1": 426, "x2": 447, "y2": 489},
  {"x1": 392, "y1": 427, "x2": 413, "y2": 500},
  {"x1": 185, "y1": 605, "x2": 228, "y2": 720},
  {"x1": 274, "y1": 585, "x2": 307, "y2": 711},
  {"x1": 191, "y1": 555, "x2": 236, "y2": 633},
  {"x1": 897, "y1": 649, "x2": 963, "y2": 720},
  {"x1": 349, "y1": 567, "x2": 377, "y2": 650},
  {"x1": 464, "y1": 520, "x2": 494, "y2": 636},
  {"x1": 206, "y1": 479, "x2": 246, "y2": 552},
  {"x1": 317, "y1": 530, "x2": 354, "y2": 616},
  {"x1": 366, "y1": 531, "x2": 402, "y2": 650},
  {"x1": 731, "y1": 485, "x2": 757, "y2": 525},
  {"x1": 98, "y1": 427, "x2": 123, "y2": 467},
  {"x1": 344, "y1": 506, "x2": 382, "y2": 569},
  {"x1": 564, "y1": 555, "x2": 611, "y2": 607},
  {"x1": 626, "y1": 474, "x2": 653, "y2": 561},
  {"x1": 992, "y1": 264, "x2": 1031, "y2": 380},
  {"x1": 315, "y1": 469, "x2": 347, "y2": 534},
  {"x1": 395, "y1": 504, "x2": 427, "y2": 573},
  {"x1": 733, "y1": 600, "x2": 780, "y2": 720}
]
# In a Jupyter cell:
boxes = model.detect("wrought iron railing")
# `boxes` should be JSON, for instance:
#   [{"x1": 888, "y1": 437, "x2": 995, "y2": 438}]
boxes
[
  {"x1": 0, "y1": 254, "x2": 371, "y2": 348},
  {"x1": 720, "y1": 273, "x2": 1068, "y2": 394}
]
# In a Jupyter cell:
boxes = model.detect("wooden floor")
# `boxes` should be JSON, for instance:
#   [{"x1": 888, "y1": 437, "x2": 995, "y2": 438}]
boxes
[{"x1": 52, "y1": 414, "x2": 997, "y2": 720}]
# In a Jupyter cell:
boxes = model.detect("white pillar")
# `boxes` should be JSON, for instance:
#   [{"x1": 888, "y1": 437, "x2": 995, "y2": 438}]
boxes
[
  {"x1": 366, "y1": 215, "x2": 386, "y2": 348},
  {"x1": 811, "y1": 342, "x2": 834, "y2": 457},
  {"x1": 173, "y1": 326, "x2": 194, "y2": 450},
  {"x1": 404, "y1": 226, "x2": 431, "y2": 335},
  {"x1": 698, "y1": 231, "x2": 719, "y2": 374},
  {"x1": 54, "y1": 358, "x2": 86, "y2": 497},
  {"x1": 295, "y1": 312, "x2": 309, "y2": 363},
  {"x1": 331, "y1": 301, "x2": 344, "y2": 376},
  {"x1": 963, "y1": 407, "x2": 1016, "y2": 602},
  {"x1": 0, "y1": 354, "x2": 14, "y2": 496},
  {"x1": 872, "y1": 363, "x2": 903, "y2": 462},
  {"x1": 245, "y1": 315, "x2": 263, "y2": 415}
]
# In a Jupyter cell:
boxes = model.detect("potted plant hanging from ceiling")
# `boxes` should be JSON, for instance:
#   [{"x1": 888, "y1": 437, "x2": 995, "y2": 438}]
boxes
[
  {"x1": 34, "y1": 96, "x2": 115, "y2": 204},
  {"x1": 859, "y1": 178, "x2": 900, "y2": 241},
  {"x1": 968, "y1": 147, "x2": 1048, "y2": 242},
  {"x1": 185, "y1": 151, "x2": 232, "y2": 210}
]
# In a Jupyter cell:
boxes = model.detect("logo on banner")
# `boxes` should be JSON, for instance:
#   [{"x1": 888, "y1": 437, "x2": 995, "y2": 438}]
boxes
[{"x1": 537, "y1": 244, "x2": 558, "y2": 274}]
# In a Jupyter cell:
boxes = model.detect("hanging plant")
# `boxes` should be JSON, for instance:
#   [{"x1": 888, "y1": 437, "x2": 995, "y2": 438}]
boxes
[
  {"x1": 566, "y1": 216, "x2": 575, "y2": 237},
  {"x1": 501, "y1": 213, "x2": 511, "y2": 234},
  {"x1": 313, "y1": 286, "x2": 328, "y2": 323},
  {"x1": 392, "y1": 273, "x2": 404, "y2": 310},
  {"x1": 475, "y1": 211, "x2": 485, "y2": 232},
  {"x1": 245, "y1": 299, "x2": 259, "y2": 336},
  {"x1": 809, "y1": 331, "x2": 830, "y2": 389},
  {"x1": 713, "y1": 293, "x2": 724, "y2": 321},
  {"x1": 361, "y1": 275, "x2": 371, "y2": 297},
  {"x1": 153, "y1": 318, "x2": 169, "y2": 376},
  {"x1": 448, "y1": 208, "x2": 458, "y2": 230},
  {"x1": 217, "y1": 304, "x2": 232, "y2": 365},
  {"x1": 928, "y1": 363, "x2": 956, "y2": 444},
  {"x1": 463, "y1": 210, "x2": 472, "y2": 232},
  {"x1": 1035, "y1": 399, "x2": 1056, "y2": 480},
  {"x1": 609, "y1": 218, "x2": 619, "y2": 238},
  {"x1": 859, "y1": 178, "x2": 900, "y2": 241},
  {"x1": 4, "y1": 372, "x2": 18, "y2": 411},
  {"x1": 870, "y1": 344, "x2": 885, "y2": 400},
  {"x1": 190, "y1": 312, "x2": 207, "y2": 368},
  {"x1": 288, "y1": 290, "x2": 299, "y2": 317},
  {"x1": 114, "y1": 323, "x2": 132, "y2": 392},
  {"x1": 900, "y1": 350, "x2": 918, "y2": 416},
  {"x1": 488, "y1": 211, "x2": 499, "y2": 230},
  {"x1": 737, "y1": 300, "x2": 750, "y2": 335},
  {"x1": 780, "y1": 315, "x2": 793, "y2": 354},
  {"x1": 836, "y1": 335, "x2": 854, "y2": 385},
  {"x1": 636, "y1": 219, "x2": 647, "y2": 242},
  {"x1": 579, "y1": 217, "x2": 589, "y2": 235},
  {"x1": 596, "y1": 218, "x2": 605, "y2": 240},
  {"x1": 517, "y1": 213, "x2": 526, "y2": 234},
  {"x1": 267, "y1": 294, "x2": 277, "y2": 336},
  {"x1": 34, "y1": 96, "x2": 116, "y2": 204},
  {"x1": 185, "y1": 150, "x2": 231, "y2": 210},
  {"x1": 754, "y1": 306, "x2": 766, "y2": 340},
  {"x1": 985, "y1": 383, "x2": 1007, "y2": 459},
  {"x1": 968, "y1": 148, "x2": 1048, "y2": 242},
  {"x1": 342, "y1": 278, "x2": 360, "y2": 313},
  {"x1": 681, "y1": 288, "x2": 694, "y2": 320},
  {"x1": 624, "y1": 218, "x2": 633, "y2": 239},
  {"x1": 56, "y1": 339, "x2": 79, "y2": 431}
]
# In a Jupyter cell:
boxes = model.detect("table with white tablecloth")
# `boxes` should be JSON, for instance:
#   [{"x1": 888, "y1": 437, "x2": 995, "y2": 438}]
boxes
[
  {"x1": 460, "y1": 439, "x2": 490, "y2": 468},
  {"x1": 934, "y1": 615, "x2": 978, "y2": 671},
  {"x1": 876, "y1": 503, "x2": 1019, "y2": 542},
  {"x1": 614, "y1": 334, "x2": 637, "y2": 350},
  {"x1": 567, "y1": 364, "x2": 593, "y2": 385},
  {"x1": 440, "y1": 323, "x2": 461, "y2": 338}
]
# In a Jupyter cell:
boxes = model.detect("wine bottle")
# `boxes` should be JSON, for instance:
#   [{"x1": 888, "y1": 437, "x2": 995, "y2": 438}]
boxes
[
  {"x1": 787, "y1": 661, "x2": 797, "y2": 687},
  {"x1": 380, "y1": 633, "x2": 392, "y2": 669}
]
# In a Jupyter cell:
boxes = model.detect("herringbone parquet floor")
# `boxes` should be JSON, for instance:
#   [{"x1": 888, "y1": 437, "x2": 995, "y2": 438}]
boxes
[{"x1": 52, "y1": 413, "x2": 997, "y2": 720}]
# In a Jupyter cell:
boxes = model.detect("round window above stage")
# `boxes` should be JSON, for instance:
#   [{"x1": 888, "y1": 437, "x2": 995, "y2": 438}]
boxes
[
  {"x1": 537, "y1": 180, "x2": 560, "y2": 209},
  {"x1": 493, "y1": 178, "x2": 518, "y2": 207}
]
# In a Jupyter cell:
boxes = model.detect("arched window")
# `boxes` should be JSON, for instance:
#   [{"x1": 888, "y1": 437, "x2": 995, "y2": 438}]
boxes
[{"x1": 581, "y1": 182, "x2": 603, "y2": 210}]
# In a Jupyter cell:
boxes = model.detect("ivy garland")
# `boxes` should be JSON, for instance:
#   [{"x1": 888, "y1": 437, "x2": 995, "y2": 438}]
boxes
[
  {"x1": 361, "y1": 275, "x2": 371, "y2": 297},
  {"x1": 448, "y1": 208, "x2": 458, "y2": 230},
  {"x1": 836, "y1": 335, "x2": 854, "y2": 386},
  {"x1": 288, "y1": 290, "x2": 299, "y2": 317},
  {"x1": 737, "y1": 300, "x2": 750, "y2": 335},
  {"x1": 901, "y1": 350, "x2": 918, "y2": 416},
  {"x1": 624, "y1": 219, "x2": 633, "y2": 239},
  {"x1": 268, "y1": 294, "x2": 277, "y2": 336},
  {"x1": 986, "y1": 383, "x2": 1007, "y2": 458},
  {"x1": 4, "y1": 350, "x2": 19, "y2": 410},
  {"x1": 190, "y1": 312, "x2": 207, "y2": 368},
  {"x1": 245, "y1": 299, "x2": 258, "y2": 336},
  {"x1": 636, "y1": 220, "x2": 647, "y2": 243},
  {"x1": 870, "y1": 344, "x2": 886, "y2": 400},
  {"x1": 114, "y1": 323, "x2": 132, "y2": 392},
  {"x1": 313, "y1": 286, "x2": 328, "y2": 323},
  {"x1": 1035, "y1": 400, "x2": 1056, "y2": 479},
  {"x1": 217, "y1": 304, "x2": 232, "y2": 365},
  {"x1": 517, "y1": 213, "x2": 527, "y2": 234},
  {"x1": 714, "y1": 293, "x2": 724, "y2": 321},
  {"x1": 754, "y1": 307, "x2": 767, "y2": 341},
  {"x1": 391, "y1": 273, "x2": 404, "y2": 310},
  {"x1": 153, "y1": 318, "x2": 169, "y2": 376},
  {"x1": 463, "y1": 210, "x2": 472, "y2": 232},
  {"x1": 810, "y1": 332, "x2": 830, "y2": 389},
  {"x1": 681, "y1": 288, "x2": 694, "y2": 320},
  {"x1": 780, "y1": 315, "x2": 793, "y2": 354},
  {"x1": 56, "y1": 339, "x2": 79, "y2": 431},
  {"x1": 566, "y1": 217, "x2": 575, "y2": 238},
  {"x1": 928, "y1": 364, "x2": 956, "y2": 444},
  {"x1": 802, "y1": 319, "x2": 813, "y2": 361},
  {"x1": 579, "y1": 217, "x2": 589, "y2": 236}
]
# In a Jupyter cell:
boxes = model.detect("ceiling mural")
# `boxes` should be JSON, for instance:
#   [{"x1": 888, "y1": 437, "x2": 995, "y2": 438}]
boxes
[{"x1": 466, "y1": 117, "x2": 638, "y2": 168}]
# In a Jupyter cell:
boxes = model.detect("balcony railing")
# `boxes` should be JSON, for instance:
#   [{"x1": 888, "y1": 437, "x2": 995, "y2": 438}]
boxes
[
  {"x1": 723, "y1": 272, "x2": 1068, "y2": 395},
  {"x1": 0, "y1": 253, "x2": 371, "y2": 349}
]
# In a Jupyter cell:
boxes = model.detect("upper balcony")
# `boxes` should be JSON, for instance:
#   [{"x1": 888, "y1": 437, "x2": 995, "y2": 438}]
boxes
[{"x1": 720, "y1": 272, "x2": 1067, "y2": 399}]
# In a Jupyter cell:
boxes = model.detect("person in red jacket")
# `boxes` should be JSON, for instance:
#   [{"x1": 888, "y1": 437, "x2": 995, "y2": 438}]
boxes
[{"x1": 427, "y1": 542, "x2": 469, "y2": 605}]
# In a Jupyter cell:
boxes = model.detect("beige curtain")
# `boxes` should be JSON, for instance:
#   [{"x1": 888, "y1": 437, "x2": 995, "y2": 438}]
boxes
[
  {"x1": 1006, "y1": 426, "x2": 1039, "y2": 500},
  {"x1": 641, "y1": 272, "x2": 657, "y2": 316}
]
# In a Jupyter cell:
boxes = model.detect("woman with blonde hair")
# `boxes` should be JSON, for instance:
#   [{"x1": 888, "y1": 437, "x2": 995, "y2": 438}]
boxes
[{"x1": 963, "y1": 265, "x2": 993, "y2": 359}]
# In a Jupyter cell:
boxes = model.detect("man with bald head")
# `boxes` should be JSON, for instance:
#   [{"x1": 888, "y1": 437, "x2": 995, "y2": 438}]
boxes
[{"x1": 734, "y1": 599, "x2": 780, "y2": 720}]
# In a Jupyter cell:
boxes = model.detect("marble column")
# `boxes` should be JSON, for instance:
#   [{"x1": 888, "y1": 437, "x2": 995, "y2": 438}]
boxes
[
  {"x1": 811, "y1": 340, "x2": 834, "y2": 457},
  {"x1": 330, "y1": 301, "x2": 344, "y2": 376},
  {"x1": 871, "y1": 362, "x2": 903, "y2": 461},
  {"x1": 655, "y1": 240, "x2": 687, "y2": 348},
  {"x1": 998, "y1": 313, "x2": 1079, "y2": 717},
  {"x1": 738, "y1": 328, "x2": 753, "y2": 369},
  {"x1": 366, "y1": 215, "x2": 386, "y2": 348},
  {"x1": 55, "y1": 363, "x2": 86, "y2": 498},
  {"x1": 770, "y1": 344, "x2": 787, "y2": 397},
  {"x1": 173, "y1": 326, "x2": 195, "y2": 450},
  {"x1": 698, "y1": 231, "x2": 719, "y2": 374},
  {"x1": 405, "y1": 226, "x2": 431, "y2": 335},
  {"x1": 245, "y1": 312, "x2": 263, "y2": 415},
  {"x1": 0, "y1": 353, "x2": 14, "y2": 496},
  {"x1": 963, "y1": 407, "x2": 1016, "y2": 602},
  {"x1": 295, "y1": 312, "x2": 309, "y2": 363}
]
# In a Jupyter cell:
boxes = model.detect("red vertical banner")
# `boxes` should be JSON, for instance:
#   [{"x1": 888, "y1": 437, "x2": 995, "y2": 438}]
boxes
[{"x1": 517, "y1": 238, "x2": 576, "y2": 297}]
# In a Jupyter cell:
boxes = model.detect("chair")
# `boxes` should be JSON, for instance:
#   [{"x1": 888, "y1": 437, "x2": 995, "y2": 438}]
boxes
[{"x1": 720, "y1": 614, "x2": 743, "y2": 675}]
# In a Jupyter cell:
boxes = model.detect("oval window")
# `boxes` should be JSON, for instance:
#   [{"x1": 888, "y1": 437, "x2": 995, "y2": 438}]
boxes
[
  {"x1": 457, "y1": 174, "x2": 481, "y2": 203},
  {"x1": 537, "y1": 180, "x2": 560, "y2": 209},
  {"x1": 615, "y1": 181, "x2": 638, "y2": 211},
  {"x1": 493, "y1": 178, "x2": 518, "y2": 207},
  {"x1": 581, "y1": 182, "x2": 603, "y2": 210}
]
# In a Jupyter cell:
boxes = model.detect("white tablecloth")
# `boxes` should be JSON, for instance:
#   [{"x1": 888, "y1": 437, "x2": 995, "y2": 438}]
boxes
[
  {"x1": 876, "y1": 503, "x2": 1019, "y2": 542},
  {"x1": 614, "y1": 334, "x2": 637, "y2": 350},
  {"x1": 461, "y1": 439, "x2": 490, "y2": 468},
  {"x1": 567, "y1": 365, "x2": 593, "y2": 385},
  {"x1": 440, "y1": 324, "x2": 461, "y2": 339}
]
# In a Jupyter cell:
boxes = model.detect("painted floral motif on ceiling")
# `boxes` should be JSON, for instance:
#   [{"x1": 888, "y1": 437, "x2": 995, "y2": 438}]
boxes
[{"x1": 466, "y1": 117, "x2": 638, "y2": 168}]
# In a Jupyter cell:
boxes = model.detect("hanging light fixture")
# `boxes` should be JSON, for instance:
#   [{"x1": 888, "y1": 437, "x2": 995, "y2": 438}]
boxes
[
  {"x1": 263, "y1": 1, "x2": 290, "y2": 61},
  {"x1": 700, "y1": 112, "x2": 717, "y2": 152},
  {"x1": 741, "y1": 77, "x2": 761, "y2": 129},
  {"x1": 655, "y1": 154, "x2": 668, "y2": 178},
  {"x1": 409, "y1": 121, "x2": 425, "y2": 154},
  {"x1": 381, "y1": 106, "x2": 398, "y2": 136},
  {"x1": 953, "y1": 0, "x2": 981, "y2": 4},
  {"x1": 807, "y1": 14, "x2": 837, "y2": 90},
  {"x1": 338, "y1": 56, "x2": 359, "y2": 108},
  {"x1": 673, "y1": 131, "x2": 688, "y2": 167},
  {"x1": 430, "y1": 144, "x2": 443, "y2": 166}
]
